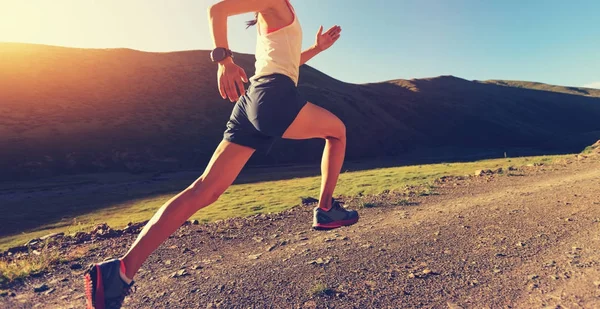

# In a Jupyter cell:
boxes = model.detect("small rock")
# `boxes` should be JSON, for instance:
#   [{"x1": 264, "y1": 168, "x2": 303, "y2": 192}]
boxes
[
  {"x1": 267, "y1": 245, "x2": 277, "y2": 252},
  {"x1": 182, "y1": 248, "x2": 191, "y2": 253},
  {"x1": 34, "y1": 284, "x2": 50, "y2": 293},
  {"x1": 493, "y1": 269, "x2": 501, "y2": 274},
  {"x1": 60, "y1": 295, "x2": 69, "y2": 300},
  {"x1": 191, "y1": 220, "x2": 200, "y2": 225},
  {"x1": 422, "y1": 269, "x2": 433, "y2": 275},
  {"x1": 165, "y1": 260, "x2": 172, "y2": 265},
  {"x1": 0, "y1": 291, "x2": 8, "y2": 297},
  {"x1": 191, "y1": 288, "x2": 198, "y2": 293},
  {"x1": 529, "y1": 274, "x2": 539, "y2": 280},
  {"x1": 60, "y1": 277, "x2": 69, "y2": 282},
  {"x1": 302, "y1": 300, "x2": 318, "y2": 309},
  {"x1": 70, "y1": 263, "x2": 83, "y2": 270},
  {"x1": 191, "y1": 265, "x2": 203, "y2": 270},
  {"x1": 447, "y1": 302, "x2": 464, "y2": 309},
  {"x1": 593, "y1": 281, "x2": 600, "y2": 287},
  {"x1": 544, "y1": 260, "x2": 556, "y2": 267},
  {"x1": 25, "y1": 238, "x2": 41, "y2": 247},
  {"x1": 307, "y1": 257, "x2": 332, "y2": 265},
  {"x1": 170, "y1": 269, "x2": 189, "y2": 278},
  {"x1": 248, "y1": 253, "x2": 262, "y2": 260},
  {"x1": 206, "y1": 303, "x2": 218, "y2": 309},
  {"x1": 549, "y1": 275, "x2": 559, "y2": 280},
  {"x1": 44, "y1": 288, "x2": 56, "y2": 295},
  {"x1": 252, "y1": 237, "x2": 264, "y2": 243},
  {"x1": 40, "y1": 232, "x2": 64, "y2": 241},
  {"x1": 407, "y1": 273, "x2": 416, "y2": 279},
  {"x1": 516, "y1": 242, "x2": 526, "y2": 247},
  {"x1": 301, "y1": 197, "x2": 319, "y2": 205},
  {"x1": 565, "y1": 218, "x2": 573, "y2": 222}
]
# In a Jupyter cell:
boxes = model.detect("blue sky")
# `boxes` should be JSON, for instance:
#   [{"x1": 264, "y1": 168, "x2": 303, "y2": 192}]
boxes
[{"x1": 1, "y1": 0, "x2": 598, "y2": 87}]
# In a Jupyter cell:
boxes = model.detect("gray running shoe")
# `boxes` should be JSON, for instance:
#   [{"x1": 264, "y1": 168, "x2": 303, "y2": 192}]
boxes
[
  {"x1": 84, "y1": 259, "x2": 134, "y2": 309},
  {"x1": 313, "y1": 199, "x2": 359, "y2": 230}
]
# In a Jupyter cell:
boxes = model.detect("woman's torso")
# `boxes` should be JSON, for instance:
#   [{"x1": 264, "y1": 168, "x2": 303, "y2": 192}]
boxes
[{"x1": 252, "y1": 0, "x2": 302, "y2": 86}]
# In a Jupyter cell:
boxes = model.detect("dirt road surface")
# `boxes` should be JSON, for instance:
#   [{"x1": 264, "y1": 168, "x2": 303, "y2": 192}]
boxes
[{"x1": 3, "y1": 156, "x2": 600, "y2": 308}]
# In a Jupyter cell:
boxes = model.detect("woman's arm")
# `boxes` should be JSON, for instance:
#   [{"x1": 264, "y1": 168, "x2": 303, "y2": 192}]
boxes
[
  {"x1": 208, "y1": 0, "x2": 276, "y2": 50},
  {"x1": 300, "y1": 45, "x2": 321, "y2": 66},
  {"x1": 207, "y1": 0, "x2": 277, "y2": 102},
  {"x1": 300, "y1": 25, "x2": 342, "y2": 66}
]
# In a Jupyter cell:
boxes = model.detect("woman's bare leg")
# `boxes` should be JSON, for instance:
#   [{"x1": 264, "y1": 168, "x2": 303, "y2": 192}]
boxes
[
  {"x1": 283, "y1": 102, "x2": 346, "y2": 211},
  {"x1": 121, "y1": 141, "x2": 254, "y2": 278}
]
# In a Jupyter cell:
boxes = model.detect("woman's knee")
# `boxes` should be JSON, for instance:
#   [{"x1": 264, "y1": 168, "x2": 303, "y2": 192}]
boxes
[
  {"x1": 187, "y1": 176, "x2": 224, "y2": 206},
  {"x1": 327, "y1": 117, "x2": 346, "y2": 141}
]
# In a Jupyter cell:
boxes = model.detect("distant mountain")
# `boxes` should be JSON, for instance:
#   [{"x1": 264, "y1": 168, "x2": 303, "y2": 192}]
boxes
[{"x1": 1, "y1": 43, "x2": 600, "y2": 181}]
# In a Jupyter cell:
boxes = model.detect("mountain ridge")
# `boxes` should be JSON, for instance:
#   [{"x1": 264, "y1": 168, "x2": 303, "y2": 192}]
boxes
[{"x1": 1, "y1": 43, "x2": 600, "y2": 181}]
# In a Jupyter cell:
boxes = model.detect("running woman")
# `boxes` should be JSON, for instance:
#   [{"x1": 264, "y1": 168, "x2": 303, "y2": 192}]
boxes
[{"x1": 85, "y1": 0, "x2": 358, "y2": 307}]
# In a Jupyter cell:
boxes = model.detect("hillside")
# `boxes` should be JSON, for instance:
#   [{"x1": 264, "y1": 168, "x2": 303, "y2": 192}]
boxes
[{"x1": 2, "y1": 43, "x2": 600, "y2": 180}]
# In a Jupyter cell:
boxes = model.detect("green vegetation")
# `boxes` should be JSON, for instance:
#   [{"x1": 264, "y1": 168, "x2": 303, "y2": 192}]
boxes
[
  {"x1": 361, "y1": 202, "x2": 378, "y2": 208},
  {"x1": 309, "y1": 282, "x2": 334, "y2": 297},
  {"x1": 0, "y1": 243, "x2": 95, "y2": 288},
  {"x1": 0, "y1": 154, "x2": 567, "y2": 251},
  {"x1": 394, "y1": 199, "x2": 413, "y2": 206}
]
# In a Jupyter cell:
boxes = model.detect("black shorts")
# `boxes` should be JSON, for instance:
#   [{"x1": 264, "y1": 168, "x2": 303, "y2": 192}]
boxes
[{"x1": 224, "y1": 74, "x2": 308, "y2": 151}]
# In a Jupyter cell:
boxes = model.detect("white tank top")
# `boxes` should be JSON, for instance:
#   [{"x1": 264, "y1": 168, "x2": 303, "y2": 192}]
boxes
[{"x1": 252, "y1": 0, "x2": 303, "y2": 85}]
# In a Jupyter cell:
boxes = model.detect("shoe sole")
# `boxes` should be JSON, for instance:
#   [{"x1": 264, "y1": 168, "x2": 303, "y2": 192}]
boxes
[
  {"x1": 313, "y1": 217, "x2": 359, "y2": 230},
  {"x1": 84, "y1": 264, "x2": 105, "y2": 309}
]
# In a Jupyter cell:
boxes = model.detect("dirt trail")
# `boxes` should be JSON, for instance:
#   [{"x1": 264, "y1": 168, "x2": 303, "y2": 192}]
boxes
[{"x1": 3, "y1": 157, "x2": 600, "y2": 309}]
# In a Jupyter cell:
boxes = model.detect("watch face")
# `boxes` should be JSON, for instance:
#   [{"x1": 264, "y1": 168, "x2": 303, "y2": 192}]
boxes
[{"x1": 212, "y1": 48, "x2": 226, "y2": 62}]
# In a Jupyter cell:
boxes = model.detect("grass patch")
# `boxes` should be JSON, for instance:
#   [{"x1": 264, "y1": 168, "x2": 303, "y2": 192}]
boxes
[
  {"x1": 0, "y1": 247, "x2": 59, "y2": 288},
  {"x1": 394, "y1": 199, "x2": 414, "y2": 206},
  {"x1": 362, "y1": 202, "x2": 378, "y2": 208},
  {"x1": 0, "y1": 243, "x2": 95, "y2": 288},
  {"x1": 0, "y1": 154, "x2": 569, "y2": 251},
  {"x1": 309, "y1": 282, "x2": 334, "y2": 297}
]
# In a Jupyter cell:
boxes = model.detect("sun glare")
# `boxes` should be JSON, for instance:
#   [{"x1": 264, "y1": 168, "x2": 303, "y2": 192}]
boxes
[{"x1": 0, "y1": 0, "x2": 131, "y2": 49}]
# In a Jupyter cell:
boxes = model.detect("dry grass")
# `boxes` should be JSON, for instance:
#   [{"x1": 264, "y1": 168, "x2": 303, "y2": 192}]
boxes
[
  {"x1": 0, "y1": 154, "x2": 568, "y2": 251},
  {"x1": 0, "y1": 248, "x2": 59, "y2": 288},
  {"x1": 309, "y1": 282, "x2": 334, "y2": 297},
  {"x1": 0, "y1": 243, "x2": 95, "y2": 288}
]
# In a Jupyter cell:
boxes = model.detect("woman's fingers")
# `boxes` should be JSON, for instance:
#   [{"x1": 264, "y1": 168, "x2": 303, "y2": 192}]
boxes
[
  {"x1": 234, "y1": 78, "x2": 245, "y2": 99},
  {"x1": 239, "y1": 68, "x2": 249, "y2": 83},
  {"x1": 219, "y1": 64, "x2": 248, "y2": 102},
  {"x1": 218, "y1": 76, "x2": 227, "y2": 99},
  {"x1": 324, "y1": 25, "x2": 337, "y2": 34},
  {"x1": 226, "y1": 79, "x2": 238, "y2": 102},
  {"x1": 324, "y1": 25, "x2": 341, "y2": 36}
]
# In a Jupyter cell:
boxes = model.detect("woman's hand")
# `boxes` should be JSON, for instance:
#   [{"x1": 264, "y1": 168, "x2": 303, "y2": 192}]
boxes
[
  {"x1": 217, "y1": 58, "x2": 248, "y2": 103},
  {"x1": 315, "y1": 25, "x2": 342, "y2": 52}
]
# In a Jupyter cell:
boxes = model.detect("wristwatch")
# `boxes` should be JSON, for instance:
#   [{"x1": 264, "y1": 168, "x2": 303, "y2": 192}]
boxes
[{"x1": 210, "y1": 47, "x2": 233, "y2": 63}]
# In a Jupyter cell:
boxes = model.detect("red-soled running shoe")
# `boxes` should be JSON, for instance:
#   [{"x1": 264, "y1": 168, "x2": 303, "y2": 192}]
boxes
[{"x1": 84, "y1": 259, "x2": 134, "y2": 309}]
